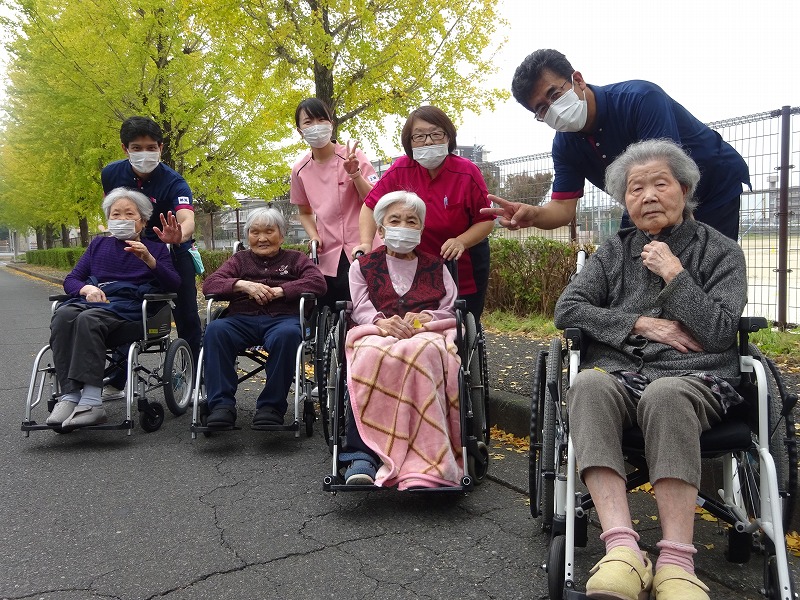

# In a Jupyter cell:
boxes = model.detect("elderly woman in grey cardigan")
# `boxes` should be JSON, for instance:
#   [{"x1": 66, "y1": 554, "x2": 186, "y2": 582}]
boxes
[{"x1": 554, "y1": 139, "x2": 747, "y2": 600}]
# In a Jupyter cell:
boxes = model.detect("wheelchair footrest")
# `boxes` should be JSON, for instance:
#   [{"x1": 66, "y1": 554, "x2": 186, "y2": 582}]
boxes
[
  {"x1": 190, "y1": 424, "x2": 242, "y2": 433},
  {"x1": 22, "y1": 420, "x2": 134, "y2": 432},
  {"x1": 250, "y1": 422, "x2": 300, "y2": 432},
  {"x1": 322, "y1": 475, "x2": 472, "y2": 494}
]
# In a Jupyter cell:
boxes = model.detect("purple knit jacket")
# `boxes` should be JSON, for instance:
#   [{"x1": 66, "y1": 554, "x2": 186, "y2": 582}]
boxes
[
  {"x1": 201, "y1": 248, "x2": 326, "y2": 316},
  {"x1": 63, "y1": 236, "x2": 180, "y2": 296}
]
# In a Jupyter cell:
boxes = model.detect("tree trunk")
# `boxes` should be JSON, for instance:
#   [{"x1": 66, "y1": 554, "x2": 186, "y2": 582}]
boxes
[
  {"x1": 45, "y1": 224, "x2": 55, "y2": 249},
  {"x1": 61, "y1": 224, "x2": 70, "y2": 247},
  {"x1": 35, "y1": 227, "x2": 44, "y2": 250},
  {"x1": 79, "y1": 217, "x2": 89, "y2": 246}
]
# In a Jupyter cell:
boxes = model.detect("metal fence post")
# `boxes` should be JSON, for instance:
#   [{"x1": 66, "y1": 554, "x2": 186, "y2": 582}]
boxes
[{"x1": 777, "y1": 106, "x2": 792, "y2": 330}]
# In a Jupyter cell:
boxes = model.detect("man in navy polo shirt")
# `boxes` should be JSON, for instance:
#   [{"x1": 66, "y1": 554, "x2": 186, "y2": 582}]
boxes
[
  {"x1": 101, "y1": 116, "x2": 201, "y2": 396},
  {"x1": 483, "y1": 49, "x2": 749, "y2": 240}
]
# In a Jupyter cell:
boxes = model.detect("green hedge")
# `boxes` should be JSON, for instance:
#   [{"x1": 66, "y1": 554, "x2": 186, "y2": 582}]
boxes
[
  {"x1": 485, "y1": 236, "x2": 585, "y2": 317},
  {"x1": 26, "y1": 247, "x2": 86, "y2": 269}
]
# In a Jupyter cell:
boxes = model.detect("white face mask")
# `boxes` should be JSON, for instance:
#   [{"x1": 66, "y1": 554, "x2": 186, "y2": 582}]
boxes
[
  {"x1": 302, "y1": 124, "x2": 333, "y2": 149},
  {"x1": 128, "y1": 150, "x2": 161, "y2": 174},
  {"x1": 412, "y1": 144, "x2": 449, "y2": 170},
  {"x1": 543, "y1": 86, "x2": 588, "y2": 132},
  {"x1": 382, "y1": 226, "x2": 421, "y2": 254},
  {"x1": 107, "y1": 219, "x2": 139, "y2": 241}
]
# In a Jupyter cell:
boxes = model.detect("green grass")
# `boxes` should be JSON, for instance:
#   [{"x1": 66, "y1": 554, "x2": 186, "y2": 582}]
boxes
[{"x1": 483, "y1": 310, "x2": 800, "y2": 365}]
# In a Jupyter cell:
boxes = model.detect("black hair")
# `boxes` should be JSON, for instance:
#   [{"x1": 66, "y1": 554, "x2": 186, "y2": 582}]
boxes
[
  {"x1": 294, "y1": 98, "x2": 334, "y2": 128},
  {"x1": 511, "y1": 49, "x2": 575, "y2": 112},
  {"x1": 400, "y1": 106, "x2": 457, "y2": 158},
  {"x1": 119, "y1": 116, "x2": 163, "y2": 146}
]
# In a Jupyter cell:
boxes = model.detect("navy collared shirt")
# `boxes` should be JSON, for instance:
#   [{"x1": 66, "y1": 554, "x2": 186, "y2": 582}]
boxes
[
  {"x1": 551, "y1": 80, "x2": 750, "y2": 214},
  {"x1": 101, "y1": 159, "x2": 195, "y2": 249}
]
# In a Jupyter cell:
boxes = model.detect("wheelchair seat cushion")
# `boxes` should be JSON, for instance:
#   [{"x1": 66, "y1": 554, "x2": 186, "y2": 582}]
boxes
[{"x1": 621, "y1": 419, "x2": 752, "y2": 456}]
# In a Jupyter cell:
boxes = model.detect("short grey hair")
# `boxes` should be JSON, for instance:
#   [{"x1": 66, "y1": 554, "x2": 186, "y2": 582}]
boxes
[
  {"x1": 244, "y1": 207, "x2": 287, "y2": 239},
  {"x1": 102, "y1": 187, "x2": 153, "y2": 221},
  {"x1": 605, "y1": 139, "x2": 701, "y2": 217},
  {"x1": 372, "y1": 190, "x2": 427, "y2": 227}
]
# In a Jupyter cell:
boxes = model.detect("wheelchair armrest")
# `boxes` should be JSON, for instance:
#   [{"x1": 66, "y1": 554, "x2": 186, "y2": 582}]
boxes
[
  {"x1": 334, "y1": 300, "x2": 352, "y2": 312},
  {"x1": 143, "y1": 293, "x2": 178, "y2": 302},
  {"x1": 739, "y1": 317, "x2": 768, "y2": 333},
  {"x1": 49, "y1": 294, "x2": 71, "y2": 301},
  {"x1": 454, "y1": 299, "x2": 467, "y2": 311},
  {"x1": 563, "y1": 327, "x2": 583, "y2": 350}
]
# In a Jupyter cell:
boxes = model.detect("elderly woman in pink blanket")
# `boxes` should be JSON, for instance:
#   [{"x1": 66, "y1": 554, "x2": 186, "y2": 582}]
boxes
[{"x1": 341, "y1": 190, "x2": 464, "y2": 489}]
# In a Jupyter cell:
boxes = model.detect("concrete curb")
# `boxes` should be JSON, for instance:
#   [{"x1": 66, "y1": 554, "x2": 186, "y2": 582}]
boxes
[
  {"x1": 489, "y1": 388, "x2": 530, "y2": 438},
  {"x1": 5, "y1": 263, "x2": 65, "y2": 286}
]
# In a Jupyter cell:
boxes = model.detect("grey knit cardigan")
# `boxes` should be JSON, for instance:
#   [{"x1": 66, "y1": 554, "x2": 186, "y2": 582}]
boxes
[{"x1": 554, "y1": 219, "x2": 747, "y2": 382}]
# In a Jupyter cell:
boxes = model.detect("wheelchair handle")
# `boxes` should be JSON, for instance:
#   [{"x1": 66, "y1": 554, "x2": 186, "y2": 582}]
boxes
[{"x1": 310, "y1": 240, "x2": 319, "y2": 264}]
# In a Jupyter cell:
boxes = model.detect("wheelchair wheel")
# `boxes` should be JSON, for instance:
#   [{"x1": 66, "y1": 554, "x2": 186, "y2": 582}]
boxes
[
  {"x1": 466, "y1": 313, "x2": 489, "y2": 484},
  {"x1": 531, "y1": 338, "x2": 561, "y2": 529},
  {"x1": 746, "y1": 344, "x2": 798, "y2": 531},
  {"x1": 140, "y1": 402, "x2": 165, "y2": 432},
  {"x1": 163, "y1": 339, "x2": 193, "y2": 416},
  {"x1": 315, "y1": 305, "x2": 333, "y2": 391},
  {"x1": 547, "y1": 534, "x2": 566, "y2": 600},
  {"x1": 303, "y1": 398, "x2": 315, "y2": 438},
  {"x1": 529, "y1": 349, "x2": 547, "y2": 519},
  {"x1": 764, "y1": 549, "x2": 796, "y2": 600}
]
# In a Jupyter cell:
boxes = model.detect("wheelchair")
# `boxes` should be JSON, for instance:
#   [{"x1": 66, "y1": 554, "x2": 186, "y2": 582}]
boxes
[
  {"x1": 320, "y1": 295, "x2": 490, "y2": 493},
  {"x1": 22, "y1": 293, "x2": 194, "y2": 435},
  {"x1": 529, "y1": 317, "x2": 799, "y2": 599},
  {"x1": 189, "y1": 292, "x2": 320, "y2": 439}
]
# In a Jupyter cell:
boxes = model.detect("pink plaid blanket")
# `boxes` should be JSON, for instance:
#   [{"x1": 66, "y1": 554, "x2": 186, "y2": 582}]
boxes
[{"x1": 345, "y1": 318, "x2": 463, "y2": 490}]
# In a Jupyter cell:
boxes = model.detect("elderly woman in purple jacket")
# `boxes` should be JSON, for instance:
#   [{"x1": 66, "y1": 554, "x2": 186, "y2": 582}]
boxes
[
  {"x1": 46, "y1": 187, "x2": 181, "y2": 429},
  {"x1": 201, "y1": 207, "x2": 326, "y2": 429}
]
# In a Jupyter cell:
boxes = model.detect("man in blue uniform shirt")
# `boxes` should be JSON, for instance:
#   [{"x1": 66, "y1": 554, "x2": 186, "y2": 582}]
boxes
[
  {"x1": 483, "y1": 49, "x2": 750, "y2": 240},
  {"x1": 101, "y1": 116, "x2": 202, "y2": 395}
]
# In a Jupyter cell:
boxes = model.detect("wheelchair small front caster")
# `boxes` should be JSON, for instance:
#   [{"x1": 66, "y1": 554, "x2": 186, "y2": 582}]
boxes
[{"x1": 140, "y1": 402, "x2": 165, "y2": 432}]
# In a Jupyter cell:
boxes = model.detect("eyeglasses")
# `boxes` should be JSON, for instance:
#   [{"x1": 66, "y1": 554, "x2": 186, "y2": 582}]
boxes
[
  {"x1": 411, "y1": 130, "x2": 447, "y2": 144},
  {"x1": 533, "y1": 79, "x2": 571, "y2": 121}
]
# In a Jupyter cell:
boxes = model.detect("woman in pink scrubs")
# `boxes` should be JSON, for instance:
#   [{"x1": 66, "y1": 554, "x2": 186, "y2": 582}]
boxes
[
  {"x1": 290, "y1": 98, "x2": 378, "y2": 307},
  {"x1": 355, "y1": 106, "x2": 494, "y2": 319}
]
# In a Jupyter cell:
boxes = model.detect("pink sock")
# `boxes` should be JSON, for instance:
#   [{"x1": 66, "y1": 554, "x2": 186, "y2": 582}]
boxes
[
  {"x1": 600, "y1": 526, "x2": 645, "y2": 565},
  {"x1": 656, "y1": 539, "x2": 697, "y2": 573}
]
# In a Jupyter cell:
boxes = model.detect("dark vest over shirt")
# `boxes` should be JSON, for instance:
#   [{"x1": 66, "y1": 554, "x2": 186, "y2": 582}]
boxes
[{"x1": 358, "y1": 247, "x2": 445, "y2": 318}]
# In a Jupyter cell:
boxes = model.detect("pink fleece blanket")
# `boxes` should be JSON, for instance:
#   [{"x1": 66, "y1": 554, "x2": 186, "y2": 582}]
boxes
[{"x1": 345, "y1": 318, "x2": 463, "y2": 490}]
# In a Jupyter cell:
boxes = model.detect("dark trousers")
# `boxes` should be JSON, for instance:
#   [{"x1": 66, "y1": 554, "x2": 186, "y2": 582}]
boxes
[
  {"x1": 320, "y1": 251, "x2": 352, "y2": 310},
  {"x1": 50, "y1": 304, "x2": 131, "y2": 393},
  {"x1": 203, "y1": 313, "x2": 301, "y2": 415}
]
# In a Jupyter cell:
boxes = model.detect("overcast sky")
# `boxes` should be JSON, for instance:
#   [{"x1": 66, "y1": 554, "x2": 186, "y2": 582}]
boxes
[{"x1": 451, "y1": 0, "x2": 800, "y2": 162}]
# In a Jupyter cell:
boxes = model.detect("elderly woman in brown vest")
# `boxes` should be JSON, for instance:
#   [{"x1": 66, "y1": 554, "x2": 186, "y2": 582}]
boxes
[{"x1": 341, "y1": 190, "x2": 462, "y2": 489}]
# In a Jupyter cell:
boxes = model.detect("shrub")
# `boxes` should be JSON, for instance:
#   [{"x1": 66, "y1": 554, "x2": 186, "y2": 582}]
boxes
[
  {"x1": 25, "y1": 248, "x2": 86, "y2": 269},
  {"x1": 485, "y1": 237, "x2": 584, "y2": 317}
]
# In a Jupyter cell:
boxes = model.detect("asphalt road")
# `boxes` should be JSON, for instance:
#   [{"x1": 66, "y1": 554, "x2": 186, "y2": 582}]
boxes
[{"x1": 1, "y1": 264, "x2": 797, "y2": 600}]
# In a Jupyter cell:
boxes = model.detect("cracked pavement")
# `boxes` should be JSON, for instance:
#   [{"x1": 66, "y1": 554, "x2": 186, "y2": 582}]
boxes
[{"x1": 2, "y1": 264, "x2": 797, "y2": 600}]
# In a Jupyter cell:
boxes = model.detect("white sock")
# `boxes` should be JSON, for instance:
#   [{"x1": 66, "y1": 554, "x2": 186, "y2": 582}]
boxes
[
  {"x1": 79, "y1": 384, "x2": 103, "y2": 407},
  {"x1": 60, "y1": 391, "x2": 80, "y2": 404}
]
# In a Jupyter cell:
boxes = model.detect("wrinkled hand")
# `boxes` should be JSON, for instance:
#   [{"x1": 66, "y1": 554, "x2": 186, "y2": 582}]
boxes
[
  {"x1": 237, "y1": 281, "x2": 283, "y2": 305},
  {"x1": 440, "y1": 237, "x2": 466, "y2": 261},
  {"x1": 124, "y1": 239, "x2": 155, "y2": 267},
  {"x1": 153, "y1": 211, "x2": 182, "y2": 245},
  {"x1": 343, "y1": 140, "x2": 361, "y2": 175},
  {"x1": 352, "y1": 243, "x2": 371, "y2": 259},
  {"x1": 479, "y1": 194, "x2": 538, "y2": 230},
  {"x1": 81, "y1": 284, "x2": 107, "y2": 303},
  {"x1": 632, "y1": 316, "x2": 703, "y2": 353},
  {"x1": 402, "y1": 312, "x2": 433, "y2": 331},
  {"x1": 375, "y1": 315, "x2": 415, "y2": 339},
  {"x1": 641, "y1": 241, "x2": 683, "y2": 283}
]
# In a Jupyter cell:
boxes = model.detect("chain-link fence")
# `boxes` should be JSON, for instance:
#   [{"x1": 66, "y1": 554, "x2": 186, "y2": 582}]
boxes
[{"x1": 479, "y1": 106, "x2": 800, "y2": 327}]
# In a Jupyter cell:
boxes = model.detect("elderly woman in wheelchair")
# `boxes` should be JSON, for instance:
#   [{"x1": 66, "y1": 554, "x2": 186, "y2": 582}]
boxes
[
  {"x1": 552, "y1": 139, "x2": 748, "y2": 600},
  {"x1": 338, "y1": 190, "x2": 464, "y2": 489},
  {"x1": 46, "y1": 187, "x2": 181, "y2": 429},
  {"x1": 199, "y1": 207, "x2": 326, "y2": 429}
]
